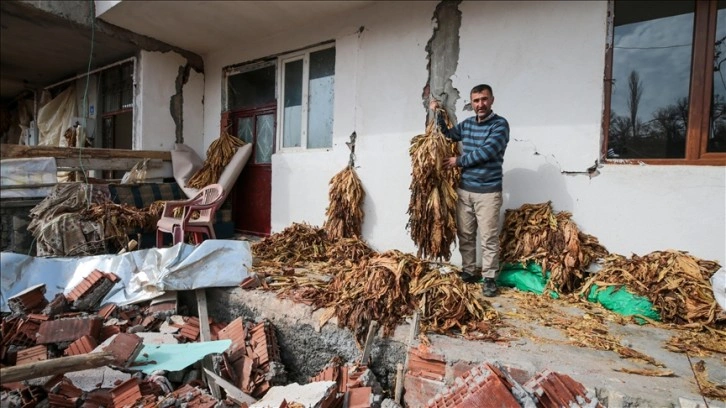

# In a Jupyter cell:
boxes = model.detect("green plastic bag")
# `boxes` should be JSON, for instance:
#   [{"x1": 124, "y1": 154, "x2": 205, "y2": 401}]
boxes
[
  {"x1": 497, "y1": 263, "x2": 559, "y2": 299},
  {"x1": 586, "y1": 285, "x2": 660, "y2": 324}
]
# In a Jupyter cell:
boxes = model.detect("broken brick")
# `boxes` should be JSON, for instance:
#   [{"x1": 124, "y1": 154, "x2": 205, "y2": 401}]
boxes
[
  {"x1": 16, "y1": 345, "x2": 48, "y2": 365},
  {"x1": 104, "y1": 333, "x2": 143, "y2": 367},
  {"x1": 111, "y1": 378, "x2": 142, "y2": 408},
  {"x1": 179, "y1": 316, "x2": 201, "y2": 342},
  {"x1": 524, "y1": 369, "x2": 602, "y2": 408},
  {"x1": 36, "y1": 317, "x2": 102, "y2": 344},
  {"x1": 347, "y1": 386, "x2": 373, "y2": 408},
  {"x1": 407, "y1": 346, "x2": 446, "y2": 381},
  {"x1": 8, "y1": 284, "x2": 48, "y2": 314},
  {"x1": 97, "y1": 303, "x2": 117, "y2": 320},
  {"x1": 64, "y1": 335, "x2": 98, "y2": 356}
]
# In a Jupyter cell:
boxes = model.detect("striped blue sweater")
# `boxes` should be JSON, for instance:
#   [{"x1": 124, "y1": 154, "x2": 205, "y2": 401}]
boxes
[{"x1": 438, "y1": 112, "x2": 510, "y2": 193}]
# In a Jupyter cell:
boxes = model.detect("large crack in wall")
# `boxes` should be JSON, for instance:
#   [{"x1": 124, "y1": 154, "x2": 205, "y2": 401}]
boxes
[
  {"x1": 171, "y1": 64, "x2": 192, "y2": 144},
  {"x1": 423, "y1": 1, "x2": 462, "y2": 124}
]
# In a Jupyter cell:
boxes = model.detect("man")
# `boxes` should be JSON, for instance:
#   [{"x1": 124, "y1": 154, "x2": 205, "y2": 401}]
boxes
[{"x1": 429, "y1": 84, "x2": 510, "y2": 297}]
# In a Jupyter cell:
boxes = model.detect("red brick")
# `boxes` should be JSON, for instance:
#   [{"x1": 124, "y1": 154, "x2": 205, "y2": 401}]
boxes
[
  {"x1": 36, "y1": 317, "x2": 102, "y2": 344},
  {"x1": 104, "y1": 333, "x2": 143, "y2": 367},
  {"x1": 8, "y1": 284, "x2": 48, "y2": 314},
  {"x1": 16, "y1": 345, "x2": 47, "y2": 365},
  {"x1": 97, "y1": 303, "x2": 117, "y2": 319},
  {"x1": 111, "y1": 378, "x2": 142, "y2": 408},
  {"x1": 347, "y1": 386, "x2": 372, "y2": 408},
  {"x1": 64, "y1": 335, "x2": 98, "y2": 356},
  {"x1": 403, "y1": 373, "x2": 446, "y2": 408}
]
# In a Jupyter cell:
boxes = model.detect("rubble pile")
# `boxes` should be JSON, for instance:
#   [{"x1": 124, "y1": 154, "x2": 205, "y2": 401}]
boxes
[
  {"x1": 0, "y1": 269, "x2": 386, "y2": 408},
  {"x1": 403, "y1": 345, "x2": 603, "y2": 408}
]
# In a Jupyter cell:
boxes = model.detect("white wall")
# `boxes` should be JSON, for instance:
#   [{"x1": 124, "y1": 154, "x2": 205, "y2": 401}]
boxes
[
  {"x1": 202, "y1": 1, "x2": 726, "y2": 266},
  {"x1": 136, "y1": 50, "x2": 204, "y2": 156}
]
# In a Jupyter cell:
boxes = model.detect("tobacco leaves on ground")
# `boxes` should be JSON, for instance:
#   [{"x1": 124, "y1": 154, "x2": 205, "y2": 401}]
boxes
[{"x1": 252, "y1": 223, "x2": 497, "y2": 346}]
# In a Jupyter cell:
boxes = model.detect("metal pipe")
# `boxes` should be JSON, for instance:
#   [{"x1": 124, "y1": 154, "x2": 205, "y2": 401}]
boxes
[{"x1": 44, "y1": 56, "x2": 137, "y2": 90}]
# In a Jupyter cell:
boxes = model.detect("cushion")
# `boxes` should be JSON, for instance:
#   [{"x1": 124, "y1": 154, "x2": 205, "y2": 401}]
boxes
[
  {"x1": 176, "y1": 143, "x2": 253, "y2": 200},
  {"x1": 171, "y1": 144, "x2": 204, "y2": 198}
]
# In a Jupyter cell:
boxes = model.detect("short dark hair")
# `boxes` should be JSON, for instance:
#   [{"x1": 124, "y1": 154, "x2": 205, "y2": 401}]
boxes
[{"x1": 470, "y1": 84, "x2": 493, "y2": 96}]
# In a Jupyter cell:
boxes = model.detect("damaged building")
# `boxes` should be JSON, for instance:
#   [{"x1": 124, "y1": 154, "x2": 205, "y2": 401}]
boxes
[{"x1": 1, "y1": 1, "x2": 725, "y2": 407}]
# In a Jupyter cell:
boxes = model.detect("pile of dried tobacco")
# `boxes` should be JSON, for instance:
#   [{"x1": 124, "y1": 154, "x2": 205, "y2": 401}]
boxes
[{"x1": 500, "y1": 202, "x2": 608, "y2": 294}]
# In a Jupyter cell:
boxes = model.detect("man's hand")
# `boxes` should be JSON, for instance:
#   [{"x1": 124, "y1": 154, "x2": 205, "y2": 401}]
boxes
[
  {"x1": 429, "y1": 99, "x2": 440, "y2": 111},
  {"x1": 444, "y1": 156, "x2": 458, "y2": 168}
]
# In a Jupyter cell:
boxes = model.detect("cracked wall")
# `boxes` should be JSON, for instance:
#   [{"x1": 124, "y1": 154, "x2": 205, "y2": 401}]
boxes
[{"x1": 423, "y1": 1, "x2": 462, "y2": 124}]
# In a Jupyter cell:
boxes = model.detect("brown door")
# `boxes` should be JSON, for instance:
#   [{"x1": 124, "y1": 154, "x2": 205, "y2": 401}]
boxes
[{"x1": 231, "y1": 105, "x2": 275, "y2": 236}]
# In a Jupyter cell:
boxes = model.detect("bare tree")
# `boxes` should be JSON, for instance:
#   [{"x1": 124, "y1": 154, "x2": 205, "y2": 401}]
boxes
[{"x1": 627, "y1": 70, "x2": 644, "y2": 139}]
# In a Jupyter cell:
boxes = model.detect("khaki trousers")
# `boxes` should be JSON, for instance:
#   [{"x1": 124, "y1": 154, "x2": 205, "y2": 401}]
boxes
[{"x1": 456, "y1": 189, "x2": 502, "y2": 279}]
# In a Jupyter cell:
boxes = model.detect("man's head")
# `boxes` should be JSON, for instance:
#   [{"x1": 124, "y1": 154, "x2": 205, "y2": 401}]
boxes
[{"x1": 470, "y1": 84, "x2": 494, "y2": 121}]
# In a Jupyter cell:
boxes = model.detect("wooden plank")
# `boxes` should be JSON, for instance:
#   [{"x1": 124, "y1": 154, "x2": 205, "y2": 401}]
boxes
[
  {"x1": 196, "y1": 289, "x2": 212, "y2": 342},
  {"x1": 55, "y1": 158, "x2": 164, "y2": 171},
  {"x1": 360, "y1": 320, "x2": 378, "y2": 365},
  {"x1": 0, "y1": 144, "x2": 171, "y2": 161},
  {"x1": 203, "y1": 368, "x2": 258, "y2": 405},
  {"x1": 0, "y1": 351, "x2": 116, "y2": 384}
]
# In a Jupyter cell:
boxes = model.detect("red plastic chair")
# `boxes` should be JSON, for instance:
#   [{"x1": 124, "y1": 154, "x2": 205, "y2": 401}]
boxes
[{"x1": 155, "y1": 184, "x2": 225, "y2": 247}]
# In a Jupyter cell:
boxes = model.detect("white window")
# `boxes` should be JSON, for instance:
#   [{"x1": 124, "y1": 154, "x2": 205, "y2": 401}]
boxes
[{"x1": 277, "y1": 44, "x2": 336, "y2": 150}]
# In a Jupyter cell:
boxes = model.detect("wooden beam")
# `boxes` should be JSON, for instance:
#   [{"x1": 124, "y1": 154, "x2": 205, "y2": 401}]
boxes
[
  {"x1": 0, "y1": 352, "x2": 116, "y2": 384},
  {"x1": 203, "y1": 368, "x2": 258, "y2": 405},
  {"x1": 55, "y1": 158, "x2": 164, "y2": 171},
  {"x1": 196, "y1": 289, "x2": 212, "y2": 342},
  {"x1": 0, "y1": 144, "x2": 171, "y2": 161},
  {"x1": 360, "y1": 320, "x2": 379, "y2": 365}
]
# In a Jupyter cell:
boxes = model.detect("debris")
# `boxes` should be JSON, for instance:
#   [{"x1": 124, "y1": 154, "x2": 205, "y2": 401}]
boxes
[
  {"x1": 132, "y1": 339, "x2": 232, "y2": 374},
  {"x1": 7, "y1": 283, "x2": 48, "y2": 314},
  {"x1": 249, "y1": 381, "x2": 338, "y2": 408},
  {"x1": 613, "y1": 367, "x2": 675, "y2": 377},
  {"x1": 407, "y1": 112, "x2": 460, "y2": 261},
  {"x1": 36, "y1": 316, "x2": 102, "y2": 344},
  {"x1": 0, "y1": 351, "x2": 117, "y2": 383},
  {"x1": 104, "y1": 333, "x2": 144, "y2": 368}
]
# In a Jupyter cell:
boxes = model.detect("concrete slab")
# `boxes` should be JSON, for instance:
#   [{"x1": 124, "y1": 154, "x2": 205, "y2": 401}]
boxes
[
  {"x1": 249, "y1": 381, "x2": 337, "y2": 408},
  {"x1": 204, "y1": 286, "x2": 725, "y2": 407}
]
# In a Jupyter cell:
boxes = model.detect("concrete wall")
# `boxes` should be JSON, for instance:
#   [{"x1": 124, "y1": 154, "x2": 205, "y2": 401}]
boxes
[
  {"x1": 203, "y1": 1, "x2": 726, "y2": 266},
  {"x1": 136, "y1": 50, "x2": 205, "y2": 157}
]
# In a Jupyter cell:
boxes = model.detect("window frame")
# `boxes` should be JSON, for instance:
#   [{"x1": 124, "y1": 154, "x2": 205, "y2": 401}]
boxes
[
  {"x1": 276, "y1": 43, "x2": 335, "y2": 152},
  {"x1": 602, "y1": 0, "x2": 726, "y2": 165}
]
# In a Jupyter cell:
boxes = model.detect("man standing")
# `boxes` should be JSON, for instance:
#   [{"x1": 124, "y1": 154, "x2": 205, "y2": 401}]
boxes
[{"x1": 429, "y1": 84, "x2": 510, "y2": 297}]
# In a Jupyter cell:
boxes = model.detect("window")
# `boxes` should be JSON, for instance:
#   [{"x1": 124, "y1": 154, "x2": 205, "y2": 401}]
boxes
[
  {"x1": 278, "y1": 45, "x2": 335, "y2": 150},
  {"x1": 604, "y1": 0, "x2": 726, "y2": 165},
  {"x1": 100, "y1": 61, "x2": 134, "y2": 151}
]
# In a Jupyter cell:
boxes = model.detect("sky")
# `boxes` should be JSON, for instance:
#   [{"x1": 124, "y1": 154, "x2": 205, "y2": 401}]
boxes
[{"x1": 611, "y1": 8, "x2": 726, "y2": 122}]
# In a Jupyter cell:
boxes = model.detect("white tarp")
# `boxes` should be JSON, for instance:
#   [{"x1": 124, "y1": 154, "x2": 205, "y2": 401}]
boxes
[
  {"x1": 0, "y1": 157, "x2": 58, "y2": 199},
  {"x1": 0, "y1": 240, "x2": 252, "y2": 312}
]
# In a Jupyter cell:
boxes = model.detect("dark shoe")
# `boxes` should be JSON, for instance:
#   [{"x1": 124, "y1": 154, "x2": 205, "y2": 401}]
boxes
[
  {"x1": 482, "y1": 278, "x2": 498, "y2": 297},
  {"x1": 459, "y1": 271, "x2": 481, "y2": 284}
]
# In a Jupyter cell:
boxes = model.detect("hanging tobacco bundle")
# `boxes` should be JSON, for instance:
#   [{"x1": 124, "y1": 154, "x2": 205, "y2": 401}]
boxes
[
  {"x1": 407, "y1": 110, "x2": 460, "y2": 261},
  {"x1": 323, "y1": 165, "x2": 365, "y2": 240},
  {"x1": 187, "y1": 130, "x2": 246, "y2": 188},
  {"x1": 500, "y1": 202, "x2": 609, "y2": 294}
]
